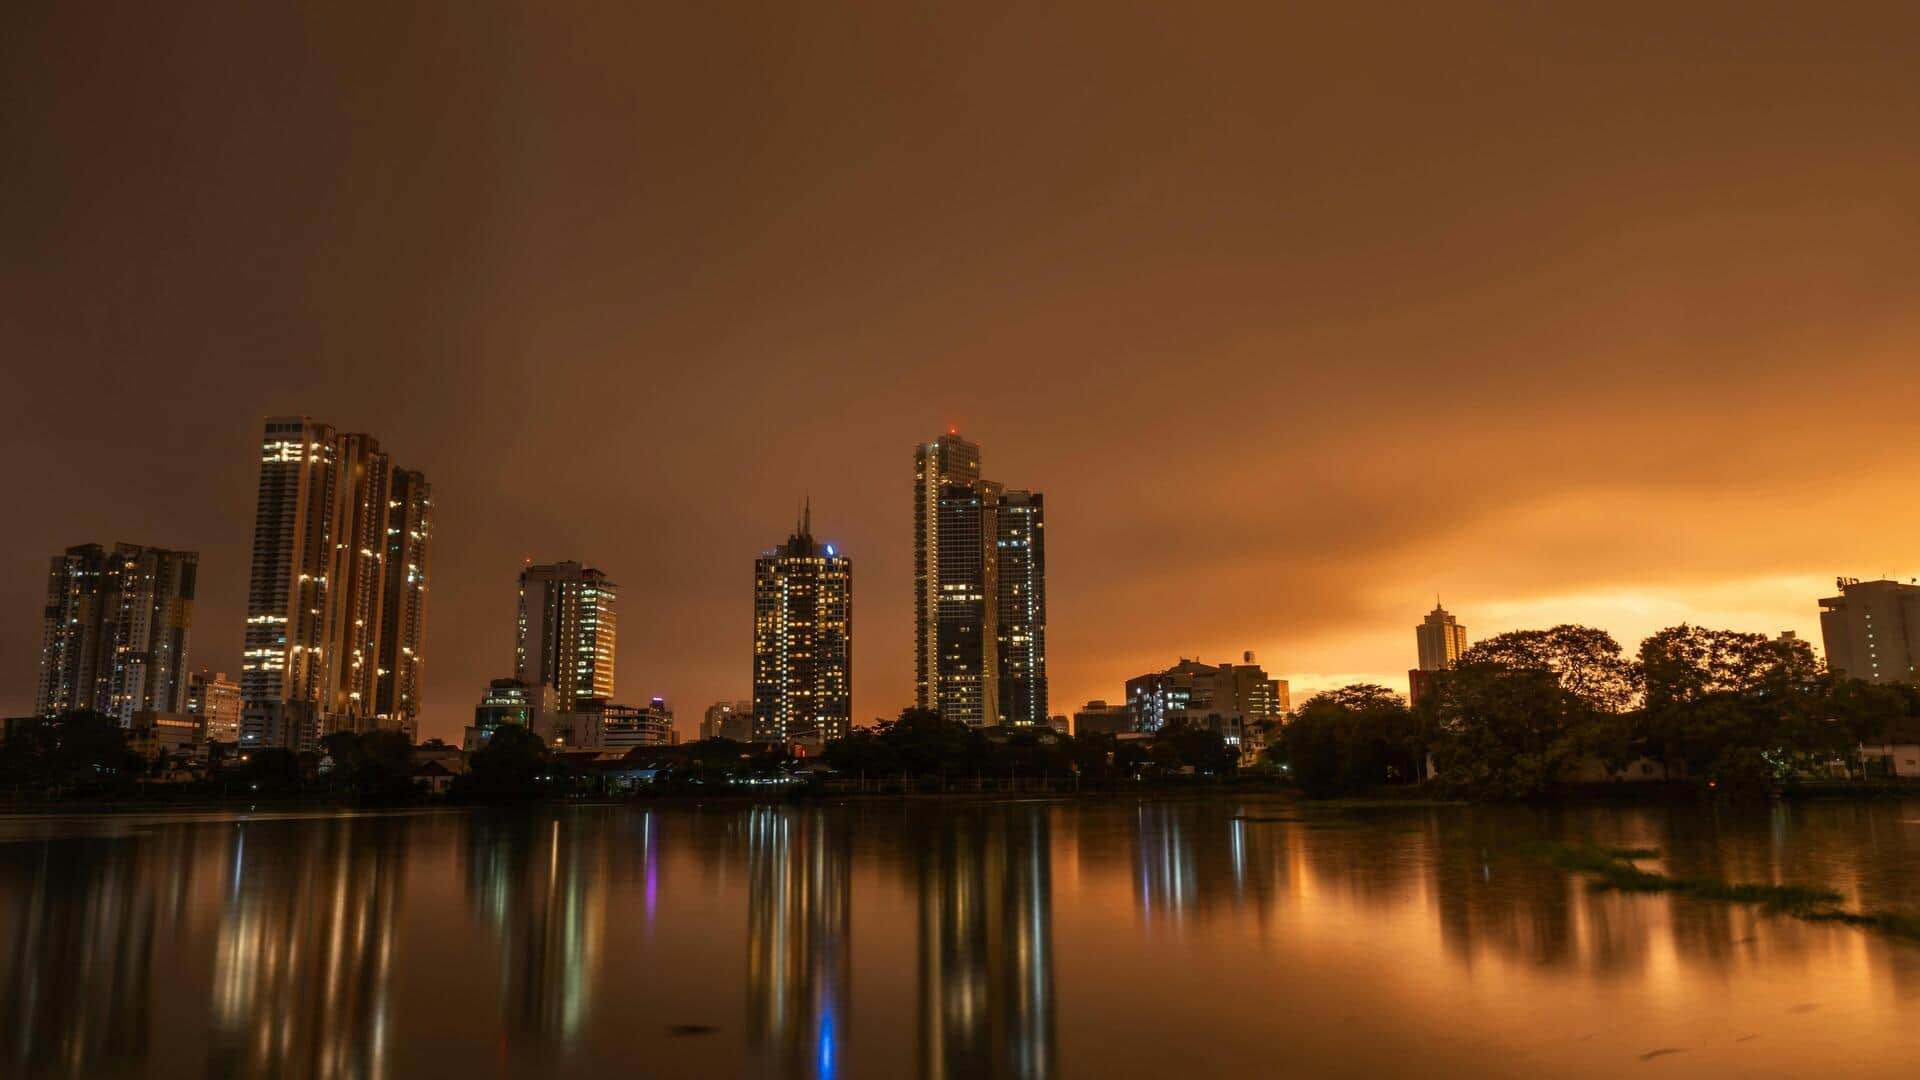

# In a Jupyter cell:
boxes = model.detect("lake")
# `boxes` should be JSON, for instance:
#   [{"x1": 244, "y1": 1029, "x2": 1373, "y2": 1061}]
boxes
[{"x1": 1, "y1": 797, "x2": 1918, "y2": 1078}]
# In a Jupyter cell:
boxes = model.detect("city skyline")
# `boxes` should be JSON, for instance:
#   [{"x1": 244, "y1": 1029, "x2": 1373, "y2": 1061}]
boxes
[
  {"x1": 12, "y1": 412, "x2": 1874, "y2": 742},
  {"x1": 7, "y1": 3, "x2": 1918, "y2": 743}
]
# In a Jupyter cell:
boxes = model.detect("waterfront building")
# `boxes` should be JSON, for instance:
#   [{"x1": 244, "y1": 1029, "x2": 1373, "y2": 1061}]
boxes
[
  {"x1": 703, "y1": 700, "x2": 755, "y2": 741},
  {"x1": 517, "y1": 561, "x2": 617, "y2": 711},
  {"x1": 753, "y1": 504, "x2": 852, "y2": 744},
  {"x1": 913, "y1": 431, "x2": 1048, "y2": 727},
  {"x1": 1820, "y1": 577, "x2": 1920, "y2": 685},
  {"x1": 36, "y1": 542, "x2": 197, "y2": 724},
  {"x1": 187, "y1": 670, "x2": 242, "y2": 743},
  {"x1": 1122, "y1": 654, "x2": 1288, "y2": 746},
  {"x1": 467, "y1": 677, "x2": 554, "y2": 750},
  {"x1": 240, "y1": 417, "x2": 432, "y2": 748},
  {"x1": 539, "y1": 696, "x2": 673, "y2": 750}
]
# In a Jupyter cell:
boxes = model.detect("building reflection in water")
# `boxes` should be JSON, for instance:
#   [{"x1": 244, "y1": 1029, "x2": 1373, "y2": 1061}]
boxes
[
  {"x1": 916, "y1": 807, "x2": 1055, "y2": 1080},
  {"x1": 466, "y1": 811, "x2": 610, "y2": 1060},
  {"x1": 209, "y1": 817, "x2": 405, "y2": 1079},
  {"x1": 0, "y1": 832, "x2": 192, "y2": 1076},
  {"x1": 745, "y1": 807, "x2": 850, "y2": 1079}
]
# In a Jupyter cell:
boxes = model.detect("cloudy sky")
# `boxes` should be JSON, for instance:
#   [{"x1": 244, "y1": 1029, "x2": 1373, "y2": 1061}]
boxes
[{"x1": 5, "y1": 2, "x2": 1919, "y2": 740}]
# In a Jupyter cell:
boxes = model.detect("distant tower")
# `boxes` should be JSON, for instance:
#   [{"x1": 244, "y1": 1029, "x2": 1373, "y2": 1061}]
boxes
[
  {"x1": 1415, "y1": 602, "x2": 1468, "y2": 671},
  {"x1": 516, "y1": 561, "x2": 618, "y2": 712},
  {"x1": 754, "y1": 503, "x2": 853, "y2": 743}
]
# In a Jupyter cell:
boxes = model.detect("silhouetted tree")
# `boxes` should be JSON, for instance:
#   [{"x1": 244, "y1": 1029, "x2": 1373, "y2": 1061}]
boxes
[{"x1": 1281, "y1": 684, "x2": 1417, "y2": 796}]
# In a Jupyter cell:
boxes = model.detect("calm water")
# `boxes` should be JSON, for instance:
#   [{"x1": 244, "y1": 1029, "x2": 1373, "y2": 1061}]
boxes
[{"x1": 2, "y1": 798, "x2": 1919, "y2": 1078}]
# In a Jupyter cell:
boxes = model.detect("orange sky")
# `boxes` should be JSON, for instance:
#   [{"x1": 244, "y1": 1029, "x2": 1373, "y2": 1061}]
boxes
[{"x1": 5, "y1": 2, "x2": 1920, "y2": 740}]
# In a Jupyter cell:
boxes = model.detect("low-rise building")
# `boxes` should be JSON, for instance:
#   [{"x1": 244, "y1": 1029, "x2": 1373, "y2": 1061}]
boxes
[
  {"x1": 128, "y1": 710, "x2": 202, "y2": 762},
  {"x1": 1072, "y1": 700, "x2": 1134, "y2": 737}
]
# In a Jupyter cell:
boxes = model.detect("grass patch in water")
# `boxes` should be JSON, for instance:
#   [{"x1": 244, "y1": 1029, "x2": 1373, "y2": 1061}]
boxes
[{"x1": 1527, "y1": 842, "x2": 1920, "y2": 942}]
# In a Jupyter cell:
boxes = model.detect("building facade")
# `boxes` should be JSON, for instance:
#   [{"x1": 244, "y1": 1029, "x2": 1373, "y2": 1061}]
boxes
[
  {"x1": 187, "y1": 670, "x2": 242, "y2": 743},
  {"x1": 913, "y1": 432, "x2": 1048, "y2": 727},
  {"x1": 37, "y1": 542, "x2": 197, "y2": 724},
  {"x1": 517, "y1": 561, "x2": 617, "y2": 712},
  {"x1": 241, "y1": 417, "x2": 432, "y2": 748},
  {"x1": 753, "y1": 506, "x2": 852, "y2": 744},
  {"x1": 1820, "y1": 578, "x2": 1920, "y2": 685}
]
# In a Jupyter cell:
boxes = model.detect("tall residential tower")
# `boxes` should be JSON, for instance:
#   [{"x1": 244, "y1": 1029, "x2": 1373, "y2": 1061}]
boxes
[
  {"x1": 753, "y1": 505, "x2": 852, "y2": 743},
  {"x1": 241, "y1": 417, "x2": 432, "y2": 748},
  {"x1": 36, "y1": 542, "x2": 197, "y2": 723}
]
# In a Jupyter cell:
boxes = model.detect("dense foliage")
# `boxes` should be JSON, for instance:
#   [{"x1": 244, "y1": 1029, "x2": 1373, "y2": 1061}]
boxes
[{"x1": 1279, "y1": 623, "x2": 1920, "y2": 799}]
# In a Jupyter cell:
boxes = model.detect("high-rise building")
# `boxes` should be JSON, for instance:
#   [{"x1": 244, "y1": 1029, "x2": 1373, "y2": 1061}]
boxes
[
  {"x1": 753, "y1": 505, "x2": 852, "y2": 744},
  {"x1": 916, "y1": 432, "x2": 981, "y2": 714},
  {"x1": 1415, "y1": 603, "x2": 1468, "y2": 671},
  {"x1": 375, "y1": 469, "x2": 431, "y2": 732},
  {"x1": 36, "y1": 542, "x2": 197, "y2": 724},
  {"x1": 516, "y1": 561, "x2": 617, "y2": 712},
  {"x1": 1820, "y1": 578, "x2": 1920, "y2": 685},
  {"x1": 187, "y1": 670, "x2": 243, "y2": 743},
  {"x1": 1411, "y1": 603, "x2": 1468, "y2": 704},
  {"x1": 702, "y1": 700, "x2": 754, "y2": 741},
  {"x1": 913, "y1": 431, "x2": 1048, "y2": 727},
  {"x1": 995, "y1": 489, "x2": 1048, "y2": 725},
  {"x1": 241, "y1": 417, "x2": 432, "y2": 748}
]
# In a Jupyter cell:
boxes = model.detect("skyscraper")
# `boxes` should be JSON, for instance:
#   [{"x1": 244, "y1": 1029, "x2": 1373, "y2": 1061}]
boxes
[
  {"x1": 913, "y1": 432, "x2": 1048, "y2": 727},
  {"x1": 915, "y1": 432, "x2": 981, "y2": 713},
  {"x1": 1415, "y1": 603, "x2": 1468, "y2": 671},
  {"x1": 1819, "y1": 578, "x2": 1920, "y2": 685},
  {"x1": 994, "y1": 489, "x2": 1047, "y2": 726},
  {"x1": 241, "y1": 417, "x2": 432, "y2": 748},
  {"x1": 516, "y1": 561, "x2": 617, "y2": 711},
  {"x1": 36, "y1": 542, "x2": 197, "y2": 723},
  {"x1": 375, "y1": 469, "x2": 432, "y2": 732},
  {"x1": 754, "y1": 505, "x2": 853, "y2": 744}
]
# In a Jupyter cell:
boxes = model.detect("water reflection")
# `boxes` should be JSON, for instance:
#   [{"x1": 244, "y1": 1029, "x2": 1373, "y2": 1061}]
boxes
[
  {"x1": 746, "y1": 808, "x2": 850, "y2": 1079},
  {"x1": 208, "y1": 819, "x2": 404, "y2": 1079},
  {"x1": 466, "y1": 812, "x2": 613, "y2": 1060},
  {"x1": 914, "y1": 809, "x2": 1055, "y2": 1080},
  {"x1": 0, "y1": 801, "x2": 1916, "y2": 1078},
  {"x1": 0, "y1": 835, "x2": 176, "y2": 1076}
]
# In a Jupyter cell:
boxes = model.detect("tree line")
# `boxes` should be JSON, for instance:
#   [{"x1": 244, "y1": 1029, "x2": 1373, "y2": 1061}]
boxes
[{"x1": 1279, "y1": 623, "x2": 1919, "y2": 798}]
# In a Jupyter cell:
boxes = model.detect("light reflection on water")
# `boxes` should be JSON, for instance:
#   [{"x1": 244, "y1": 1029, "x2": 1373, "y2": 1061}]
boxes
[{"x1": 1, "y1": 799, "x2": 1918, "y2": 1078}]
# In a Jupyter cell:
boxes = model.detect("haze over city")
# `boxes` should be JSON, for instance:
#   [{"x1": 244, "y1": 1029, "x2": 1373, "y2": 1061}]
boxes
[{"x1": 7, "y1": 2, "x2": 1920, "y2": 744}]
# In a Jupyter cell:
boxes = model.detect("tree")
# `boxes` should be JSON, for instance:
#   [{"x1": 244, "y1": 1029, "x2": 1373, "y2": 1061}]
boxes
[
  {"x1": 1461, "y1": 625, "x2": 1642, "y2": 713},
  {"x1": 454, "y1": 723, "x2": 550, "y2": 800},
  {"x1": 1281, "y1": 684, "x2": 1417, "y2": 797},
  {"x1": 235, "y1": 748, "x2": 305, "y2": 795},
  {"x1": 1423, "y1": 662, "x2": 1579, "y2": 797},
  {"x1": 1640, "y1": 625, "x2": 1818, "y2": 709}
]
